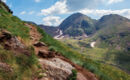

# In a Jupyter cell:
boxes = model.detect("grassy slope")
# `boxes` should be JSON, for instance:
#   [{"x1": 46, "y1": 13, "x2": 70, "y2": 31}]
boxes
[
  {"x1": 0, "y1": 3, "x2": 40, "y2": 80},
  {"x1": 37, "y1": 26, "x2": 130, "y2": 80},
  {"x1": 90, "y1": 17, "x2": 130, "y2": 71},
  {"x1": 0, "y1": 2, "x2": 130, "y2": 80},
  {"x1": 61, "y1": 35, "x2": 130, "y2": 70}
]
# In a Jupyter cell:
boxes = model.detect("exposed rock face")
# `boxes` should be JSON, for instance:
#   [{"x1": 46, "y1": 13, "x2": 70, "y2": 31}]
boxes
[
  {"x1": 34, "y1": 42, "x2": 46, "y2": 47},
  {"x1": 77, "y1": 72, "x2": 88, "y2": 80},
  {"x1": 0, "y1": 62, "x2": 12, "y2": 72},
  {"x1": 0, "y1": 30, "x2": 25, "y2": 48},
  {"x1": 0, "y1": 30, "x2": 29, "y2": 55},
  {"x1": 38, "y1": 50, "x2": 55, "y2": 58},
  {"x1": 0, "y1": 30, "x2": 12, "y2": 41},
  {"x1": 39, "y1": 58, "x2": 74, "y2": 80}
]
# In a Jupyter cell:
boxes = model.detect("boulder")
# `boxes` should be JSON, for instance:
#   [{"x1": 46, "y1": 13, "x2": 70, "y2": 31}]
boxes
[
  {"x1": 39, "y1": 58, "x2": 74, "y2": 80},
  {"x1": 38, "y1": 50, "x2": 55, "y2": 58},
  {"x1": 34, "y1": 42, "x2": 46, "y2": 47},
  {"x1": 0, "y1": 30, "x2": 12, "y2": 41},
  {"x1": 77, "y1": 73, "x2": 87, "y2": 80},
  {"x1": 0, "y1": 62, "x2": 12, "y2": 72}
]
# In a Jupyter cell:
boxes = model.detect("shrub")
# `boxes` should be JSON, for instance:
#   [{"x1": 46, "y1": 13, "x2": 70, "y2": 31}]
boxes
[{"x1": 68, "y1": 69, "x2": 77, "y2": 80}]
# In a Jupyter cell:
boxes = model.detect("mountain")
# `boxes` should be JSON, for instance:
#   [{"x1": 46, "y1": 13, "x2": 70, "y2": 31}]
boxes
[
  {"x1": 0, "y1": 1, "x2": 130, "y2": 80},
  {"x1": 39, "y1": 25, "x2": 59, "y2": 37},
  {"x1": 40, "y1": 13, "x2": 97, "y2": 38},
  {"x1": 96, "y1": 14, "x2": 130, "y2": 30},
  {"x1": 60, "y1": 14, "x2": 130, "y2": 73},
  {"x1": 40, "y1": 13, "x2": 130, "y2": 72},
  {"x1": 95, "y1": 14, "x2": 130, "y2": 51},
  {"x1": 59, "y1": 13, "x2": 96, "y2": 36}
]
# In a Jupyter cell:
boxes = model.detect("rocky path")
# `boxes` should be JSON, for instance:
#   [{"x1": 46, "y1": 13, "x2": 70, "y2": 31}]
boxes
[{"x1": 26, "y1": 23, "x2": 98, "y2": 80}]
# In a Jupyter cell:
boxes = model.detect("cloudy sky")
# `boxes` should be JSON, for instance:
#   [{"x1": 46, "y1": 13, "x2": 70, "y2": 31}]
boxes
[{"x1": 3, "y1": 0, "x2": 130, "y2": 26}]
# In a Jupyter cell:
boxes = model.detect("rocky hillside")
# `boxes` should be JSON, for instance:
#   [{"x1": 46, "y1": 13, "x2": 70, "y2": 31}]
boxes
[
  {"x1": 0, "y1": 1, "x2": 100, "y2": 80},
  {"x1": 0, "y1": 1, "x2": 130, "y2": 80}
]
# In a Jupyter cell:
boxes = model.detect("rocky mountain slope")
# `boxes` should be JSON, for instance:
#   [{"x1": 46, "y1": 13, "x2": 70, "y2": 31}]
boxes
[
  {"x1": 0, "y1": 1, "x2": 130, "y2": 80},
  {"x1": 0, "y1": 1, "x2": 99, "y2": 80},
  {"x1": 26, "y1": 23, "x2": 97, "y2": 80}
]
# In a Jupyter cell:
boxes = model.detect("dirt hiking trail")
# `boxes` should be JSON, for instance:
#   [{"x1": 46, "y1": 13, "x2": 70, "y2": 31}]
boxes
[{"x1": 26, "y1": 23, "x2": 98, "y2": 80}]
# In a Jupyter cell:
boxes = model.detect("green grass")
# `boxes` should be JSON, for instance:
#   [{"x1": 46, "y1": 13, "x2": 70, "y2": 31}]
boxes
[
  {"x1": 0, "y1": 3, "x2": 40, "y2": 79},
  {"x1": 37, "y1": 26, "x2": 130, "y2": 80},
  {"x1": 0, "y1": 2, "x2": 130, "y2": 80},
  {"x1": 61, "y1": 36, "x2": 130, "y2": 71},
  {"x1": 0, "y1": 8, "x2": 30, "y2": 40},
  {"x1": 0, "y1": 46, "x2": 39, "y2": 80}
]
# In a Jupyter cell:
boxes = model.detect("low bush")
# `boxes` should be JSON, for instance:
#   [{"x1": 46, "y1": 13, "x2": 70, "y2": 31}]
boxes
[{"x1": 68, "y1": 69, "x2": 77, "y2": 80}]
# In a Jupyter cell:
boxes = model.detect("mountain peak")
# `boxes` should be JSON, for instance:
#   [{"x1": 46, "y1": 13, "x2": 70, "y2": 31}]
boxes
[
  {"x1": 59, "y1": 13, "x2": 96, "y2": 36},
  {"x1": 96, "y1": 14, "x2": 130, "y2": 30},
  {"x1": 71, "y1": 12, "x2": 85, "y2": 16},
  {"x1": 100, "y1": 14, "x2": 129, "y2": 22}
]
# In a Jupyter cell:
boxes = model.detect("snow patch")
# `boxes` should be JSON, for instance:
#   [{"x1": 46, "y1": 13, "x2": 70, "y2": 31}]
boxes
[
  {"x1": 54, "y1": 29, "x2": 64, "y2": 39},
  {"x1": 90, "y1": 42, "x2": 96, "y2": 48}
]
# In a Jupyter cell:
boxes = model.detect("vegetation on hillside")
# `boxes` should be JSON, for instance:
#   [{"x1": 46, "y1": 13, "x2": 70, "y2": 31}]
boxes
[
  {"x1": 0, "y1": 2, "x2": 40, "y2": 80},
  {"x1": 59, "y1": 13, "x2": 96, "y2": 36},
  {"x1": 0, "y1": 1, "x2": 130, "y2": 80},
  {"x1": 37, "y1": 26, "x2": 130, "y2": 80},
  {"x1": 60, "y1": 14, "x2": 130, "y2": 72}
]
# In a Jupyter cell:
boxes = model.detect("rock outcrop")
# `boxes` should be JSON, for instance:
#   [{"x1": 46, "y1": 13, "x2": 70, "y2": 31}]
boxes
[
  {"x1": 34, "y1": 42, "x2": 46, "y2": 47},
  {"x1": 0, "y1": 30, "x2": 29, "y2": 55},
  {"x1": 39, "y1": 58, "x2": 74, "y2": 80},
  {"x1": 0, "y1": 62, "x2": 12, "y2": 72}
]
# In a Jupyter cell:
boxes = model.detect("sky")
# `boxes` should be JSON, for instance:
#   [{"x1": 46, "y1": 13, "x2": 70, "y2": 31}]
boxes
[{"x1": 2, "y1": 0, "x2": 130, "y2": 26}]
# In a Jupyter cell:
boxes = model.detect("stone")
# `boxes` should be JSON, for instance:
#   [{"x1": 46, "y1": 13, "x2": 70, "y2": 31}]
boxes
[
  {"x1": 39, "y1": 58, "x2": 74, "y2": 80},
  {"x1": 34, "y1": 42, "x2": 46, "y2": 47}
]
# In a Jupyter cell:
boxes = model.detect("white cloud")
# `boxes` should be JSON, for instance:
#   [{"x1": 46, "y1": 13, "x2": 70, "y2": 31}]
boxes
[
  {"x1": 20, "y1": 11, "x2": 26, "y2": 15},
  {"x1": 35, "y1": 0, "x2": 41, "y2": 3},
  {"x1": 108, "y1": 0, "x2": 124, "y2": 4},
  {"x1": 1, "y1": 0, "x2": 6, "y2": 3},
  {"x1": 41, "y1": 0, "x2": 68, "y2": 15},
  {"x1": 39, "y1": 0, "x2": 129, "y2": 26},
  {"x1": 66, "y1": 0, "x2": 105, "y2": 11},
  {"x1": 79, "y1": 9, "x2": 130, "y2": 19},
  {"x1": 42, "y1": 16, "x2": 63, "y2": 26},
  {"x1": 40, "y1": 0, "x2": 125, "y2": 16},
  {"x1": 28, "y1": 11, "x2": 35, "y2": 15}
]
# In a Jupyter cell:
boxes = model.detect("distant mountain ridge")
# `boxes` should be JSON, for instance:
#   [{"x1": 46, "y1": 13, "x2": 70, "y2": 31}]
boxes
[
  {"x1": 40, "y1": 13, "x2": 130, "y2": 39},
  {"x1": 39, "y1": 25, "x2": 59, "y2": 37}
]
